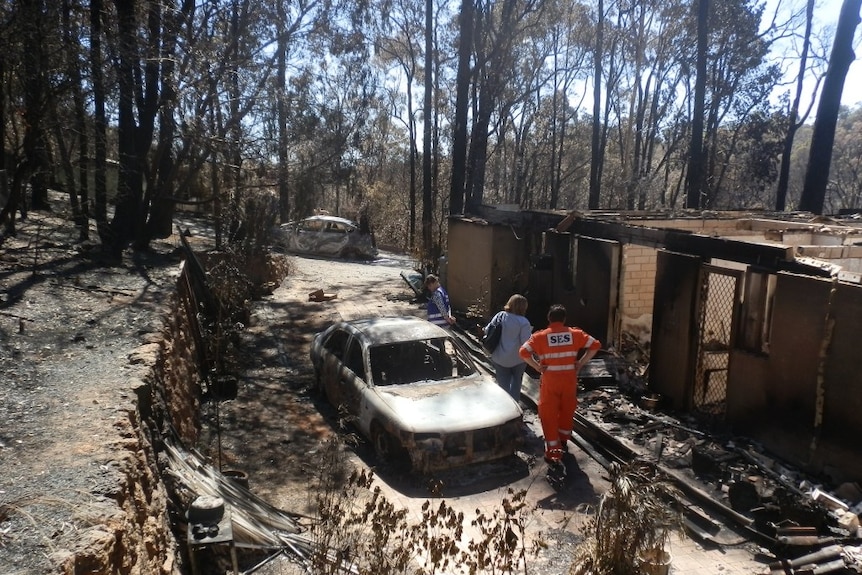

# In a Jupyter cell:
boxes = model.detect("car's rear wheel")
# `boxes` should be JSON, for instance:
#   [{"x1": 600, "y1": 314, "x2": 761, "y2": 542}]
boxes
[{"x1": 371, "y1": 423, "x2": 411, "y2": 472}]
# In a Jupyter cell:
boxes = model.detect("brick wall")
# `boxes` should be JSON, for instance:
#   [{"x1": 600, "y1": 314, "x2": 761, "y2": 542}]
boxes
[{"x1": 621, "y1": 244, "x2": 657, "y2": 323}]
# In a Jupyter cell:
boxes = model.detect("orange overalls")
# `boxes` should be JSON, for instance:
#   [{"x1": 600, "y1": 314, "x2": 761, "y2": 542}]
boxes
[{"x1": 519, "y1": 322, "x2": 601, "y2": 462}]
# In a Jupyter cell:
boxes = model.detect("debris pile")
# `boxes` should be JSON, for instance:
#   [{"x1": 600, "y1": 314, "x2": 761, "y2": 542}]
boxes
[
  {"x1": 162, "y1": 439, "x2": 317, "y2": 571},
  {"x1": 575, "y1": 383, "x2": 862, "y2": 574}
]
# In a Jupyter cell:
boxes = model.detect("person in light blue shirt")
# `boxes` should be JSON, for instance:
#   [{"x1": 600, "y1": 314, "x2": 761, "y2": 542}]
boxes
[{"x1": 484, "y1": 294, "x2": 532, "y2": 401}]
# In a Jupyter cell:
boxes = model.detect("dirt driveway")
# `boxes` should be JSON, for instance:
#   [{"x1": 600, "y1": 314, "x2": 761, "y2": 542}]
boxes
[{"x1": 201, "y1": 251, "x2": 611, "y2": 575}]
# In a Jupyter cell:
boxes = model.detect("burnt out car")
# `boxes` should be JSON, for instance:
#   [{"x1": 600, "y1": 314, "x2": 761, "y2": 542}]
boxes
[
  {"x1": 273, "y1": 215, "x2": 377, "y2": 259},
  {"x1": 310, "y1": 316, "x2": 524, "y2": 473}
]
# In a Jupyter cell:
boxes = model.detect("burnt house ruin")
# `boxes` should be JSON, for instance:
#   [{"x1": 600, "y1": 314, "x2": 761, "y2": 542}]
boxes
[{"x1": 445, "y1": 205, "x2": 862, "y2": 485}]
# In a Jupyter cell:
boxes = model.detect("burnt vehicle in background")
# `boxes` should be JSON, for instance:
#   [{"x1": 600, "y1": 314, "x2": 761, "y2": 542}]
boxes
[{"x1": 273, "y1": 215, "x2": 377, "y2": 259}]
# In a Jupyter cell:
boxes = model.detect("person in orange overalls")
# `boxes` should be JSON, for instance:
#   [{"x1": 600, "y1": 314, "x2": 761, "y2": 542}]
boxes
[{"x1": 519, "y1": 304, "x2": 601, "y2": 465}]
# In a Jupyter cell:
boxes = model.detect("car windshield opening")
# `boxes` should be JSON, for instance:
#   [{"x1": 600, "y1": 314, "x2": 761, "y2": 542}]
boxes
[{"x1": 369, "y1": 337, "x2": 475, "y2": 385}]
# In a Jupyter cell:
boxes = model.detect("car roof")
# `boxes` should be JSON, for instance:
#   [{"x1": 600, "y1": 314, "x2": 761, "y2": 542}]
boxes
[
  {"x1": 303, "y1": 215, "x2": 358, "y2": 227},
  {"x1": 345, "y1": 317, "x2": 449, "y2": 345}
]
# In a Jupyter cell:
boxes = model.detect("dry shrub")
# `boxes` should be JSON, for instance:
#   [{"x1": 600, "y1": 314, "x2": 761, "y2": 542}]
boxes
[
  {"x1": 307, "y1": 438, "x2": 541, "y2": 575},
  {"x1": 568, "y1": 462, "x2": 685, "y2": 575}
]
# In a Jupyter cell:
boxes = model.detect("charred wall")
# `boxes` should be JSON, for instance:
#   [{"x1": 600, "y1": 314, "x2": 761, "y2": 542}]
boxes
[
  {"x1": 823, "y1": 282, "x2": 862, "y2": 445},
  {"x1": 648, "y1": 250, "x2": 701, "y2": 409},
  {"x1": 447, "y1": 219, "x2": 494, "y2": 316},
  {"x1": 446, "y1": 218, "x2": 531, "y2": 318},
  {"x1": 727, "y1": 273, "x2": 862, "y2": 482}
]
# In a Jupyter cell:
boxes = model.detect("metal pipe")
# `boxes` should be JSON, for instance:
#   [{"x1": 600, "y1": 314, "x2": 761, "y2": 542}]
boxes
[{"x1": 768, "y1": 544, "x2": 843, "y2": 570}]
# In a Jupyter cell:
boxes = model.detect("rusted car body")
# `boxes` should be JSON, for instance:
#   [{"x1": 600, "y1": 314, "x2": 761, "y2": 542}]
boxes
[
  {"x1": 273, "y1": 215, "x2": 377, "y2": 259},
  {"x1": 310, "y1": 317, "x2": 523, "y2": 473}
]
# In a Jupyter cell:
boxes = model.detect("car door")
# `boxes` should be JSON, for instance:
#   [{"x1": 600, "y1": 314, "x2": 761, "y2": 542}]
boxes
[
  {"x1": 316, "y1": 221, "x2": 350, "y2": 256},
  {"x1": 320, "y1": 328, "x2": 367, "y2": 409},
  {"x1": 292, "y1": 218, "x2": 324, "y2": 254},
  {"x1": 340, "y1": 337, "x2": 367, "y2": 415},
  {"x1": 319, "y1": 328, "x2": 349, "y2": 403}
]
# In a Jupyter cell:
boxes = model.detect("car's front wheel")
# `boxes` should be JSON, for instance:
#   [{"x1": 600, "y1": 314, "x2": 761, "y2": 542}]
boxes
[{"x1": 370, "y1": 423, "x2": 411, "y2": 472}]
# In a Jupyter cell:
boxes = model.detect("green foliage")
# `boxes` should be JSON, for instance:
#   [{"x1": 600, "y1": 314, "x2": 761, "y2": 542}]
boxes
[
  {"x1": 6, "y1": 0, "x2": 861, "y2": 256},
  {"x1": 711, "y1": 110, "x2": 787, "y2": 209}
]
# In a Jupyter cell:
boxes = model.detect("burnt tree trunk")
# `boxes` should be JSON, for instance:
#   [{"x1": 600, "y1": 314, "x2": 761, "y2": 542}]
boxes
[
  {"x1": 588, "y1": 0, "x2": 604, "y2": 210},
  {"x1": 775, "y1": 0, "x2": 815, "y2": 212},
  {"x1": 686, "y1": 0, "x2": 709, "y2": 209},
  {"x1": 21, "y1": 0, "x2": 51, "y2": 211},
  {"x1": 449, "y1": 0, "x2": 473, "y2": 216},
  {"x1": 798, "y1": 0, "x2": 861, "y2": 214},
  {"x1": 422, "y1": 0, "x2": 434, "y2": 255},
  {"x1": 109, "y1": 0, "x2": 144, "y2": 255}
]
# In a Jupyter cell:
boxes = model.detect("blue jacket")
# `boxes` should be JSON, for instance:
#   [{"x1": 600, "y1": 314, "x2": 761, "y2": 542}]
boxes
[{"x1": 427, "y1": 286, "x2": 452, "y2": 326}]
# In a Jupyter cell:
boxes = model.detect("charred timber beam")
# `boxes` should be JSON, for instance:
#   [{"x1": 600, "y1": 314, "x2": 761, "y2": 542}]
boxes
[
  {"x1": 464, "y1": 208, "x2": 834, "y2": 278},
  {"x1": 569, "y1": 218, "x2": 833, "y2": 277},
  {"x1": 568, "y1": 218, "x2": 801, "y2": 270}
]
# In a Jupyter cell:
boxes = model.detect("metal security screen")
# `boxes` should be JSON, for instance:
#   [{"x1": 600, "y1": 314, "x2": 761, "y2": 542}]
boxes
[{"x1": 693, "y1": 267, "x2": 740, "y2": 420}]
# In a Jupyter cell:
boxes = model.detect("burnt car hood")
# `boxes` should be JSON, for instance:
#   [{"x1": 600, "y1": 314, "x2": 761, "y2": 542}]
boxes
[{"x1": 374, "y1": 377, "x2": 521, "y2": 433}]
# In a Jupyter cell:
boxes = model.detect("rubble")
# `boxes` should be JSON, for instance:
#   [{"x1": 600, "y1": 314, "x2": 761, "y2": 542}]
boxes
[{"x1": 568, "y1": 356, "x2": 862, "y2": 573}]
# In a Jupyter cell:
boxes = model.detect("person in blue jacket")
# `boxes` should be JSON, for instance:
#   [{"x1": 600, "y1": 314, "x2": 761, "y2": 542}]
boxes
[
  {"x1": 484, "y1": 294, "x2": 532, "y2": 401},
  {"x1": 424, "y1": 274, "x2": 455, "y2": 327}
]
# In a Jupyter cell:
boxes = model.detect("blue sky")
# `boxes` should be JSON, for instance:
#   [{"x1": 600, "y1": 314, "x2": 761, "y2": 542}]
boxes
[{"x1": 771, "y1": 0, "x2": 862, "y2": 108}]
